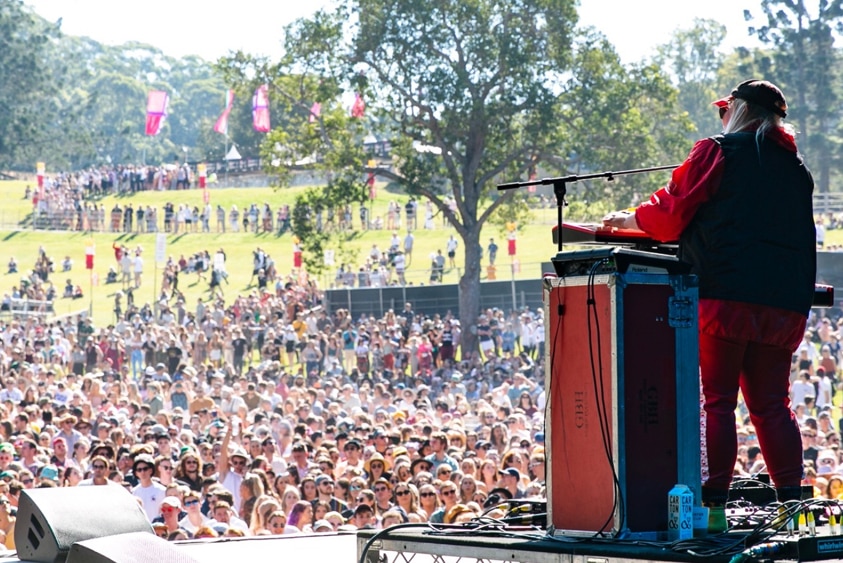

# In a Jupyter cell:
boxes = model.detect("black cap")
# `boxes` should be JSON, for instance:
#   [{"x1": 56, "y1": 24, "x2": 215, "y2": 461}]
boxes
[{"x1": 729, "y1": 79, "x2": 788, "y2": 118}]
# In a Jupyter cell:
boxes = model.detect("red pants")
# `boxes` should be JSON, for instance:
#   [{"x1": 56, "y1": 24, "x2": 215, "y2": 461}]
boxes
[{"x1": 700, "y1": 332, "x2": 802, "y2": 491}]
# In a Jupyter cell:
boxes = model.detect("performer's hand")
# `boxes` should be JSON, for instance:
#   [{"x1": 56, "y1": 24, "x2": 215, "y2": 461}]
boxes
[{"x1": 602, "y1": 210, "x2": 638, "y2": 230}]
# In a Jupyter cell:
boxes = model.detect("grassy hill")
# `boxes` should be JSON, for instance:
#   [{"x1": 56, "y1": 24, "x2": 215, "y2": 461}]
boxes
[
  {"x1": 5, "y1": 178, "x2": 838, "y2": 327},
  {"x1": 0, "y1": 180, "x2": 568, "y2": 326}
]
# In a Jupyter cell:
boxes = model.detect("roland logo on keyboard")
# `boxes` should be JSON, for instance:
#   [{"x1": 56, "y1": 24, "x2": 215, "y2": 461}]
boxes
[{"x1": 627, "y1": 264, "x2": 669, "y2": 275}]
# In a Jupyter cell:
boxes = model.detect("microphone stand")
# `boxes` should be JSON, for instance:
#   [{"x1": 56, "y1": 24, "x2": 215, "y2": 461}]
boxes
[{"x1": 497, "y1": 164, "x2": 679, "y2": 253}]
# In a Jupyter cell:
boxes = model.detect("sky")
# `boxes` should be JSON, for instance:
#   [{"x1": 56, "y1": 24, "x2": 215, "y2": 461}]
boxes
[{"x1": 25, "y1": 0, "x2": 764, "y2": 64}]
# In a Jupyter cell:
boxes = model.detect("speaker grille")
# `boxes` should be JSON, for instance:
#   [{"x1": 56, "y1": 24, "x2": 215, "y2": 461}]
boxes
[
  {"x1": 67, "y1": 532, "x2": 200, "y2": 563},
  {"x1": 15, "y1": 487, "x2": 153, "y2": 563}
]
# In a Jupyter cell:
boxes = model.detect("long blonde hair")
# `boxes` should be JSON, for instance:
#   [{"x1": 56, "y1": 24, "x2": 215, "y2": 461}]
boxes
[{"x1": 723, "y1": 98, "x2": 795, "y2": 138}]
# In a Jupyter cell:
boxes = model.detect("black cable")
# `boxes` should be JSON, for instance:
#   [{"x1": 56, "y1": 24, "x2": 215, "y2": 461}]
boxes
[
  {"x1": 586, "y1": 258, "x2": 625, "y2": 536},
  {"x1": 357, "y1": 522, "x2": 442, "y2": 563},
  {"x1": 357, "y1": 498, "x2": 826, "y2": 563},
  {"x1": 543, "y1": 274, "x2": 566, "y2": 536}
]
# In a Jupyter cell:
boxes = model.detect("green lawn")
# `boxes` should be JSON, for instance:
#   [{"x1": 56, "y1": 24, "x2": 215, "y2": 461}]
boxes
[
  {"x1": 0, "y1": 180, "x2": 568, "y2": 325},
  {"x1": 5, "y1": 178, "x2": 837, "y2": 326}
]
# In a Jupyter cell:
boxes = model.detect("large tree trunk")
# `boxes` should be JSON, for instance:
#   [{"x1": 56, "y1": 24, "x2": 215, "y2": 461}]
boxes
[{"x1": 458, "y1": 228, "x2": 482, "y2": 359}]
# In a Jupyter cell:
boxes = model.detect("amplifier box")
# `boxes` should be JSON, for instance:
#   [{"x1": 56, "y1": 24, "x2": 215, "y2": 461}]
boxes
[{"x1": 544, "y1": 251, "x2": 700, "y2": 538}]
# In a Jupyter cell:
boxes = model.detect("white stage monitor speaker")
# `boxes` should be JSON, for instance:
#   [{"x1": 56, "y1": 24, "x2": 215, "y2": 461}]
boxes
[
  {"x1": 67, "y1": 532, "x2": 200, "y2": 563},
  {"x1": 15, "y1": 486, "x2": 153, "y2": 563}
]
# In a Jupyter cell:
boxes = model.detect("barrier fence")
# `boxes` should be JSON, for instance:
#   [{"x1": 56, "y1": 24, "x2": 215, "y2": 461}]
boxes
[
  {"x1": 323, "y1": 277, "x2": 547, "y2": 320},
  {"x1": 815, "y1": 193, "x2": 843, "y2": 215}
]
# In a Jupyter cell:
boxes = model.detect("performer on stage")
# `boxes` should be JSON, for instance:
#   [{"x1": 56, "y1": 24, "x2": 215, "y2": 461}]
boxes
[{"x1": 603, "y1": 79, "x2": 815, "y2": 505}]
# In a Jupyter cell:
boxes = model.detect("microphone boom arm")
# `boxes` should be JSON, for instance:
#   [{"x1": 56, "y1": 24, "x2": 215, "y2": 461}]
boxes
[{"x1": 497, "y1": 164, "x2": 680, "y2": 252}]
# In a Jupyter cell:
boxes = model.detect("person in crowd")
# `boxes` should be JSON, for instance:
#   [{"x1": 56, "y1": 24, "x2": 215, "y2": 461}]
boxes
[
  {"x1": 132, "y1": 454, "x2": 168, "y2": 520},
  {"x1": 178, "y1": 491, "x2": 209, "y2": 535},
  {"x1": 427, "y1": 481, "x2": 459, "y2": 523}
]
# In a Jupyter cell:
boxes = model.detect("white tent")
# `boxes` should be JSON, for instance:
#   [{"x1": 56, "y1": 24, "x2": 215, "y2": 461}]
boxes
[{"x1": 224, "y1": 144, "x2": 242, "y2": 161}]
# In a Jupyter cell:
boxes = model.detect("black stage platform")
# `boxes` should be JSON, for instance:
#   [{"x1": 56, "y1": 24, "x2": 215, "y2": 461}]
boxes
[{"x1": 357, "y1": 527, "x2": 751, "y2": 563}]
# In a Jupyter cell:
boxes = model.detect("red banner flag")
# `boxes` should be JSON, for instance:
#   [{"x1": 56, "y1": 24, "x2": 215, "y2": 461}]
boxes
[
  {"x1": 351, "y1": 92, "x2": 365, "y2": 118},
  {"x1": 213, "y1": 90, "x2": 235, "y2": 135},
  {"x1": 252, "y1": 85, "x2": 270, "y2": 132},
  {"x1": 145, "y1": 91, "x2": 169, "y2": 136}
]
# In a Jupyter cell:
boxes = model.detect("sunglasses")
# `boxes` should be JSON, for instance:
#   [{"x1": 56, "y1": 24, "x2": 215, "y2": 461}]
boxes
[
  {"x1": 350, "y1": 485, "x2": 362, "y2": 491},
  {"x1": 270, "y1": 520, "x2": 286, "y2": 527},
  {"x1": 441, "y1": 489, "x2": 456, "y2": 496},
  {"x1": 22, "y1": 479, "x2": 33, "y2": 485},
  {"x1": 356, "y1": 496, "x2": 367, "y2": 502},
  {"x1": 135, "y1": 466, "x2": 152, "y2": 473},
  {"x1": 420, "y1": 492, "x2": 436, "y2": 498},
  {"x1": 185, "y1": 460, "x2": 198, "y2": 465},
  {"x1": 159, "y1": 466, "x2": 172, "y2": 471},
  {"x1": 374, "y1": 486, "x2": 389, "y2": 492},
  {"x1": 231, "y1": 460, "x2": 246, "y2": 466},
  {"x1": 395, "y1": 490, "x2": 410, "y2": 496},
  {"x1": 719, "y1": 107, "x2": 728, "y2": 120},
  {"x1": 92, "y1": 464, "x2": 107, "y2": 470},
  {"x1": 185, "y1": 499, "x2": 200, "y2": 507}
]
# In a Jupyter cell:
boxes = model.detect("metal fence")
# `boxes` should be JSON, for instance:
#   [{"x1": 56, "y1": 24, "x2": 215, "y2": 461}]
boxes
[
  {"x1": 815, "y1": 193, "x2": 843, "y2": 215},
  {"x1": 0, "y1": 296, "x2": 87, "y2": 324},
  {"x1": 323, "y1": 277, "x2": 546, "y2": 319}
]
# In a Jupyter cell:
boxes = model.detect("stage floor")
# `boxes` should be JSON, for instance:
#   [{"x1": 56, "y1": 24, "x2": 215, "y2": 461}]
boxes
[
  {"x1": 0, "y1": 527, "x2": 826, "y2": 563},
  {"x1": 357, "y1": 527, "x2": 807, "y2": 563}
]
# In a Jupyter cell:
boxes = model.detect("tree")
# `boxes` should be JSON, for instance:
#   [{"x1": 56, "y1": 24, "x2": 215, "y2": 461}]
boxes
[
  {"x1": 11, "y1": 26, "x2": 237, "y2": 170},
  {"x1": 0, "y1": 0, "x2": 61, "y2": 170},
  {"x1": 218, "y1": 0, "x2": 691, "y2": 353},
  {"x1": 747, "y1": 0, "x2": 843, "y2": 193},
  {"x1": 555, "y1": 31, "x2": 695, "y2": 207},
  {"x1": 218, "y1": 0, "x2": 580, "y2": 351},
  {"x1": 653, "y1": 19, "x2": 729, "y2": 141}
]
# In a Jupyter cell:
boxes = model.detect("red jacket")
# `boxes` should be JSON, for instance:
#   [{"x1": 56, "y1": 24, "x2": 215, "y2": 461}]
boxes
[{"x1": 635, "y1": 130, "x2": 807, "y2": 351}]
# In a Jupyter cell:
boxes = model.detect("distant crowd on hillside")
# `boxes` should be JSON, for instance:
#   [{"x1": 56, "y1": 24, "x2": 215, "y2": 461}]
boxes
[{"x1": 23, "y1": 166, "x2": 573, "y2": 235}]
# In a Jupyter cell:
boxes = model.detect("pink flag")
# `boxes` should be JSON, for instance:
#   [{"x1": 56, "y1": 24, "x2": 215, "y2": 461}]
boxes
[
  {"x1": 309, "y1": 102, "x2": 321, "y2": 123},
  {"x1": 351, "y1": 93, "x2": 365, "y2": 118},
  {"x1": 145, "y1": 90, "x2": 169, "y2": 136},
  {"x1": 213, "y1": 90, "x2": 235, "y2": 135},
  {"x1": 252, "y1": 85, "x2": 270, "y2": 132}
]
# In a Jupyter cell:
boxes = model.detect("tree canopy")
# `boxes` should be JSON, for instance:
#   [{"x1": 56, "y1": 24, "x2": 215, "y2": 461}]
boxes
[
  {"x1": 216, "y1": 0, "x2": 694, "y2": 348},
  {"x1": 747, "y1": 0, "x2": 843, "y2": 193},
  {"x1": 0, "y1": 0, "x2": 60, "y2": 170},
  {"x1": 0, "y1": 4, "x2": 236, "y2": 171}
]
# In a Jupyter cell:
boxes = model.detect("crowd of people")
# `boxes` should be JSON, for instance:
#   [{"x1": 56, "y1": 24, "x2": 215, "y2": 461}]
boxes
[
  {"x1": 0, "y1": 268, "x2": 548, "y2": 545},
  {"x1": 23, "y1": 165, "x2": 525, "y2": 239},
  {"x1": 778, "y1": 308, "x2": 843, "y2": 501},
  {"x1": 3, "y1": 155, "x2": 843, "y2": 546}
]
